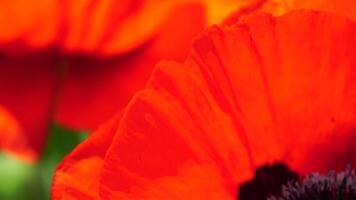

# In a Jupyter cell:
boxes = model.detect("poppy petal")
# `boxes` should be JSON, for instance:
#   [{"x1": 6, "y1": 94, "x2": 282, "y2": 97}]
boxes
[
  {"x1": 52, "y1": 115, "x2": 120, "y2": 200},
  {"x1": 0, "y1": 106, "x2": 29, "y2": 159},
  {"x1": 99, "y1": 63, "x2": 253, "y2": 198},
  {"x1": 260, "y1": 0, "x2": 356, "y2": 19},
  {"x1": 59, "y1": 0, "x2": 186, "y2": 55},
  {"x1": 0, "y1": 0, "x2": 202, "y2": 56},
  {"x1": 53, "y1": 10, "x2": 356, "y2": 199},
  {"x1": 55, "y1": 3, "x2": 205, "y2": 130},
  {"x1": 290, "y1": 0, "x2": 356, "y2": 20},
  {"x1": 0, "y1": 52, "x2": 58, "y2": 161},
  {"x1": 99, "y1": 11, "x2": 356, "y2": 198},
  {"x1": 203, "y1": 0, "x2": 266, "y2": 24},
  {"x1": 235, "y1": 11, "x2": 356, "y2": 173},
  {"x1": 222, "y1": 0, "x2": 356, "y2": 26},
  {"x1": 0, "y1": 0, "x2": 57, "y2": 52}
]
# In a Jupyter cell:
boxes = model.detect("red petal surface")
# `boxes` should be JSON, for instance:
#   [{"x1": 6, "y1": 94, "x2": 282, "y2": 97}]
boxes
[
  {"x1": 0, "y1": 0, "x2": 202, "y2": 56},
  {"x1": 0, "y1": 0, "x2": 58, "y2": 52},
  {"x1": 0, "y1": 52, "x2": 58, "y2": 161},
  {"x1": 56, "y1": 3, "x2": 205, "y2": 130},
  {"x1": 203, "y1": 0, "x2": 266, "y2": 24},
  {"x1": 58, "y1": 0, "x2": 194, "y2": 56},
  {"x1": 235, "y1": 11, "x2": 356, "y2": 173},
  {"x1": 222, "y1": 0, "x2": 356, "y2": 25},
  {"x1": 52, "y1": 115, "x2": 121, "y2": 200},
  {"x1": 0, "y1": 1, "x2": 206, "y2": 161},
  {"x1": 52, "y1": 10, "x2": 356, "y2": 199},
  {"x1": 271, "y1": 0, "x2": 356, "y2": 19},
  {"x1": 98, "y1": 11, "x2": 356, "y2": 199}
]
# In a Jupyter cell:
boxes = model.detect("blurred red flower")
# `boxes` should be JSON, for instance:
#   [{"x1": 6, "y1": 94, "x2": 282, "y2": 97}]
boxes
[
  {"x1": 51, "y1": 7, "x2": 356, "y2": 199},
  {"x1": 0, "y1": 0, "x2": 206, "y2": 162}
]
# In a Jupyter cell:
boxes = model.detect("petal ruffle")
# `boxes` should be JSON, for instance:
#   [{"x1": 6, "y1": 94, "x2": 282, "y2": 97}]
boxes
[
  {"x1": 55, "y1": 3, "x2": 205, "y2": 130},
  {"x1": 99, "y1": 67, "x2": 253, "y2": 199},
  {"x1": 101, "y1": 11, "x2": 356, "y2": 198},
  {"x1": 52, "y1": 115, "x2": 120, "y2": 200},
  {"x1": 0, "y1": 53, "x2": 58, "y2": 161},
  {"x1": 53, "y1": 10, "x2": 356, "y2": 199}
]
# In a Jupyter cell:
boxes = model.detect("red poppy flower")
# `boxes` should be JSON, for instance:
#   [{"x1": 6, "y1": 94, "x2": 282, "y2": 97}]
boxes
[
  {"x1": 0, "y1": 0, "x2": 205, "y2": 162},
  {"x1": 52, "y1": 9, "x2": 356, "y2": 199}
]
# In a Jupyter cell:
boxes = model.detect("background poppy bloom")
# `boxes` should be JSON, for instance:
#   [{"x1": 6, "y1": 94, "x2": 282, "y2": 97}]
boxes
[
  {"x1": 0, "y1": 0, "x2": 205, "y2": 161},
  {"x1": 52, "y1": 10, "x2": 356, "y2": 199}
]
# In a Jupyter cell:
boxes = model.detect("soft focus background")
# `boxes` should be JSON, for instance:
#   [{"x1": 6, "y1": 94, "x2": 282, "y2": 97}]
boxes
[
  {"x1": 3, "y1": 0, "x2": 351, "y2": 199},
  {"x1": 0, "y1": 125, "x2": 86, "y2": 200},
  {"x1": 0, "y1": 1, "x2": 297, "y2": 199}
]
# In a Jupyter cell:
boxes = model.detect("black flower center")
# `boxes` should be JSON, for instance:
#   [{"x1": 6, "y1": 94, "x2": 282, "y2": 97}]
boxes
[
  {"x1": 238, "y1": 164, "x2": 356, "y2": 200},
  {"x1": 268, "y1": 166, "x2": 356, "y2": 200},
  {"x1": 238, "y1": 163, "x2": 299, "y2": 200}
]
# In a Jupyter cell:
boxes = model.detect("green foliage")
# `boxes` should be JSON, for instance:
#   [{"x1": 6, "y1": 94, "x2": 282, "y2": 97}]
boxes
[{"x1": 0, "y1": 124, "x2": 87, "y2": 200}]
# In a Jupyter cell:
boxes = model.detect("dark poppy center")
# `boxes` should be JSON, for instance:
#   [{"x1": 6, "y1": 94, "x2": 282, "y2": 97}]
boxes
[
  {"x1": 238, "y1": 163, "x2": 299, "y2": 200},
  {"x1": 238, "y1": 164, "x2": 356, "y2": 200},
  {"x1": 268, "y1": 166, "x2": 356, "y2": 200}
]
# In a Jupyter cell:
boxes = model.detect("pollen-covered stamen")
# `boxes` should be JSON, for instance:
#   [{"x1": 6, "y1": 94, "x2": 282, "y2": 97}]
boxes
[
  {"x1": 268, "y1": 166, "x2": 356, "y2": 200},
  {"x1": 238, "y1": 163, "x2": 299, "y2": 200}
]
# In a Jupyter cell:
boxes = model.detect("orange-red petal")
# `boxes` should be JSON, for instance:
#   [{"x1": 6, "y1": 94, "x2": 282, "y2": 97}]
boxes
[
  {"x1": 202, "y1": 0, "x2": 265, "y2": 24},
  {"x1": 53, "y1": 10, "x2": 356, "y2": 199},
  {"x1": 0, "y1": 0, "x2": 206, "y2": 161},
  {"x1": 256, "y1": 0, "x2": 356, "y2": 20},
  {"x1": 58, "y1": 0, "x2": 193, "y2": 56},
  {"x1": 220, "y1": 0, "x2": 356, "y2": 26},
  {"x1": 0, "y1": 0, "x2": 58, "y2": 52},
  {"x1": 100, "y1": 11, "x2": 356, "y2": 198},
  {"x1": 0, "y1": 0, "x2": 204, "y2": 56},
  {"x1": 0, "y1": 52, "x2": 58, "y2": 161},
  {"x1": 52, "y1": 115, "x2": 120, "y2": 200},
  {"x1": 55, "y1": 3, "x2": 205, "y2": 130},
  {"x1": 233, "y1": 11, "x2": 356, "y2": 173}
]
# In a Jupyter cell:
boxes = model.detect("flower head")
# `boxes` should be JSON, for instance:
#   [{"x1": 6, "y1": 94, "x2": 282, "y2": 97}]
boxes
[{"x1": 52, "y1": 9, "x2": 356, "y2": 199}]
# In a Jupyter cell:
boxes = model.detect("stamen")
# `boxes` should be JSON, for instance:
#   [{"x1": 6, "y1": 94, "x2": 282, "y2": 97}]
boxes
[{"x1": 268, "y1": 166, "x2": 356, "y2": 200}]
